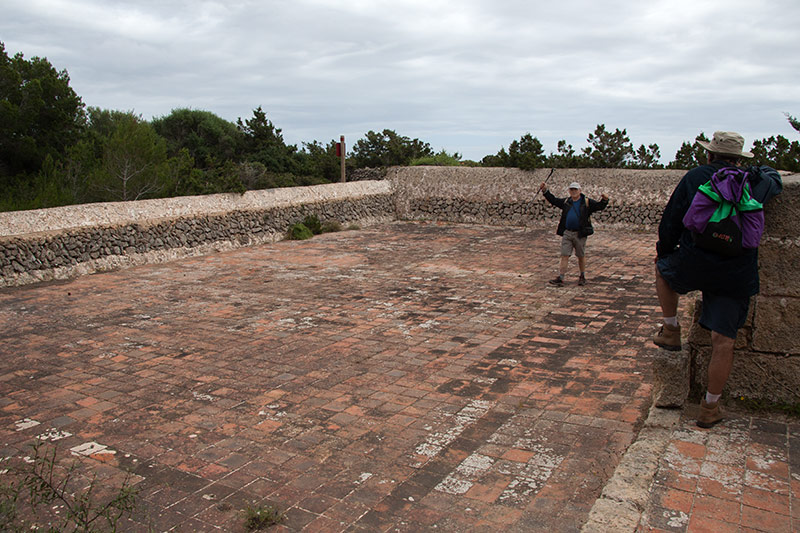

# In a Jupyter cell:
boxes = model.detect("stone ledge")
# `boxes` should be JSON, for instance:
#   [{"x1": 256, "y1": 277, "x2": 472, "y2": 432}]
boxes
[
  {"x1": 582, "y1": 406, "x2": 682, "y2": 533},
  {"x1": 0, "y1": 180, "x2": 393, "y2": 237}
]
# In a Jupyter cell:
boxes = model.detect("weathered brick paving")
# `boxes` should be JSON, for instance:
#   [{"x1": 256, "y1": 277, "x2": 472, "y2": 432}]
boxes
[
  {"x1": 1, "y1": 222, "x2": 793, "y2": 531},
  {"x1": 639, "y1": 410, "x2": 799, "y2": 533}
]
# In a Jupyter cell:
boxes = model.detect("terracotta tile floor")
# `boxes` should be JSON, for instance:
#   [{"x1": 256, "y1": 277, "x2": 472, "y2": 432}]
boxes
[{"x1": 0, "y1": 222, "x2": 795, "y2": 532}]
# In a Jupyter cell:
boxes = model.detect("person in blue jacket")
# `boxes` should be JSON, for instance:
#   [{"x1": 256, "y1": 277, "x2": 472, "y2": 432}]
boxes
[
  {"x1": 540, "y1": 181, "x2": 609, "y2": 286},
  {"x1": 653, "y1": 131, "x2": 782, "y2": 428}
]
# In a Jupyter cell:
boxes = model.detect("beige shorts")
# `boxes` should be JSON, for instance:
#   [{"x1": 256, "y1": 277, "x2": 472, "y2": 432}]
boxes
[{"x1": 560, "y1": 230, "x2": 587, "y2": 257}]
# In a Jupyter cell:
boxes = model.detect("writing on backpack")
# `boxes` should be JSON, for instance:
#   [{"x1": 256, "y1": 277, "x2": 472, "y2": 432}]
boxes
[{"x1": 682, "y1": 167, "x2": 764, "y2": 257}]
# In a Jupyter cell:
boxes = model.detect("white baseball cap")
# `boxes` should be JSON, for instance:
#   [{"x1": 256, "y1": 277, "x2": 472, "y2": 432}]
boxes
[{"x1": 568, "y1": 182, "x2": 581, "y2": 189}]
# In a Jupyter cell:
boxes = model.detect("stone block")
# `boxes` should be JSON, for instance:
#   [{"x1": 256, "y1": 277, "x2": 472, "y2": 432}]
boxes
[
  {"x1": 758, "y1": 238, "x2": 800, "y2": 297},
  {"x1": 652, "y1": 347, "x2": 690, "y2": 407},
  {"x1": 692, "y1": 345, "x2": 800, "y2": 404},
  {"x1": 762, "y1": 174, "x2": 800, "y2": 239},
  {"x1": 753, "y1": 295, "x2": 800, "y2": 354}
]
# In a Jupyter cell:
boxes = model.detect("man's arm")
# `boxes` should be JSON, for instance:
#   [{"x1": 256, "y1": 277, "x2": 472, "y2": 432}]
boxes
[
  {"x1": 589, "y1": 194, "x2": 609, "y2": 213},
  {"x1": 540, "y1": 183, "x2": 565, "y2": 208},
  {"x1": 748, "y1": 165, "x2": 783, "y2": 204}
]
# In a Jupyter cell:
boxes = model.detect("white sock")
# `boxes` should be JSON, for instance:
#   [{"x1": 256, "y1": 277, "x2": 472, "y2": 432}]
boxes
[
  {"x1": 663, "y1": 316, "x2": 679, "y2": 328},
  {"x1": 705, "y1": 392, "x2": 721, "y2": 404}
]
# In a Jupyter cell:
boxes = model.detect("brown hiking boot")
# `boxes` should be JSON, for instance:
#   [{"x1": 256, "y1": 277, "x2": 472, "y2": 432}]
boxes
[
  {"x1": 696, "y1": 399, "x2": 723, "y2": 428},
  {"x1": 653, "y1": 323, "x2": 681, "y2": 351}
]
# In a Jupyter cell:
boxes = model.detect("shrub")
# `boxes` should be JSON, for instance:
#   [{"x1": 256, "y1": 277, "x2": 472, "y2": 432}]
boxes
[
  {"x1": 302, "y1": 214, "x2": 323, "y2": 235},
  {"x1": 410, "y1": 149, "x2": 463, "y2": 167},
  {"x1": 0, "y1": 440, "x2": 139, "y2": 531},
  {"x1": 321, "y1": 220, "x2": 343, "y2": 233},
  {"x1": 287, "y1": 222, "x2": 313, "y2": 240}
]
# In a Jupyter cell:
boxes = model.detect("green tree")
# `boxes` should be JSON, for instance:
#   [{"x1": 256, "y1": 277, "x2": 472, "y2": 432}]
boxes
[
  {"x1": 152, "y1": 108, "x2": 243, "y2": 168},
  {"x1": 237, "y1": 106, "x2": 301, "y2": 174},
  {"x1": 92, "y1": 112, "x2": 170, "y2": 201},
  {"x1": 582, "y1": 124, "x2": 633, "y2": 168},
  {"x1": 508, "y1": 133, "x2": 546, "y2": 170},
  {"x1": 751, "y1": 135, "x2": 800, "y2": 172},
  {"x1": 787, "y1": 113, "x2": 800, "y2": 134},
  {"x1": 481, "y1": 147, "x2": 510, "y2": 167},
  {"x1": 667, "y1": 133, "x2": 709, "y2": 169},
  {"x1": 547, "y1": 140, "x2": 588, "y2": 168},
  {"x1": 0, "y1": 42, "x2": 85, "y2": 178},
  {"x1": 351, "y1": 129, "x2": 433, "y2": 168},
  {"x1": 630, "y1": 143, "x2": 663, "y2": 169},
  {"x1": 298, "y1": 140, "x2": 341, "y2": 181},
  {"x1": 482, "y1": 133, "x2": 545, "y2": 169}
]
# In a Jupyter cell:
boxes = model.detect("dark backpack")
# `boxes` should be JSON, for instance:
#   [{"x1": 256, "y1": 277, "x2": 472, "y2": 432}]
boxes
[{"x1": 682, "y1": 167, "x2": 764, "y2": 257}]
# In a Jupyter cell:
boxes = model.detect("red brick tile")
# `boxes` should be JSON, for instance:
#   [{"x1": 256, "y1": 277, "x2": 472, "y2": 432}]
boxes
[
  {"x1": 741, "y1": 485, "x2": 790, "y2": 516},
  {"x1": 692, "y1": 494, "x2": 740, "y2": 524},
  {"x1": 741, "y1": 504, "x2": 792, "y2": 533},
  {"x1": 686, "y1": 515, "x2": 739, "y2": 533}
]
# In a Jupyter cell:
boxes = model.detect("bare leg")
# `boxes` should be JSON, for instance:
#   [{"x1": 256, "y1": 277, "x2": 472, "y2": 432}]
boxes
[
  {"x1": 655, "y1": 263, "x2": 679, "y2": 318},
  {"x1": 707, "y1": 332, "x2": 736, "y2": 395},
  {"x1": 559, "y1": 255, "x2": 569, "y2": 277},
  {"x1": 577, "y1": 256, "x2": 586, "y2": 274}
]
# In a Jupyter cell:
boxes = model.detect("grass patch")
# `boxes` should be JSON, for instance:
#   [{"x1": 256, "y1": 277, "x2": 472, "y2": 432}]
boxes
[
  {"x1": 243, "y1": 503, "x2": 285, "y2": 530},
  {"x1": 288, "y1": 216, "x2": 353, "y2": 241}
]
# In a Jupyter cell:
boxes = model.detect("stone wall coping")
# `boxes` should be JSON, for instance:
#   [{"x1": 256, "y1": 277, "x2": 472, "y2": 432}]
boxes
[{"x1": 0, "y1": 180, "x2": 392, "y2": 237}]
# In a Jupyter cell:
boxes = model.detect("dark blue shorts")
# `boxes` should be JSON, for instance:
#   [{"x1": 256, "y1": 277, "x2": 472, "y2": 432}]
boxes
[{"x1": 657, "y1": 254, "x2": 750, "y2": 339}]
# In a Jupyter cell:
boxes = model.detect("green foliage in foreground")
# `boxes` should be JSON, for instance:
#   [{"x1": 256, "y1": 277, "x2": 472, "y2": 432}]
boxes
[{"x1": 0, "y1": 441, "x2": 139, "y2": 532}]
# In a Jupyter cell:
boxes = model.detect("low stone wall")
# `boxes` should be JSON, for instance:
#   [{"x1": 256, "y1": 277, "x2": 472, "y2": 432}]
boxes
[
  {"x1": 0, "y1": 181, "x2": 394, "y2": 287},
  {"x1": 389, "y1": 166, "x2": 684, "y2": 228}
]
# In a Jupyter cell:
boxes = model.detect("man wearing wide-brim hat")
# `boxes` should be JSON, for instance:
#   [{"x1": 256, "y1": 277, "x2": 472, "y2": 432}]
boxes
[{"x1": 653, "y1": 131, "x2": 783, "y2": 428}]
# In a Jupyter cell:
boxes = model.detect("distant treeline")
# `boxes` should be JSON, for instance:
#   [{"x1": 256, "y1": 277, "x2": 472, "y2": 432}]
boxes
[{"x1": 2, "y1": 41, "x2": 799, "y2": 212}]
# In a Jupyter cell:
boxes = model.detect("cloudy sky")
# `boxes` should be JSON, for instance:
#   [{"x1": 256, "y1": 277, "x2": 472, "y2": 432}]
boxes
[{"x1": 3, "y1": 0, "x2": 799, "y2": 162}]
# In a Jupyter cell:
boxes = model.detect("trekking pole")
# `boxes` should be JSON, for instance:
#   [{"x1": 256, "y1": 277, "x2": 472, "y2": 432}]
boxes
[{"x1": 532, "y1": 168, "x2": 556, "y2": 201}]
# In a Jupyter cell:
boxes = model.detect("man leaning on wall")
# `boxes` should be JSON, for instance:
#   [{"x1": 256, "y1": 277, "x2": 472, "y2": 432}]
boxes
[{"x1": 653, "y1": 131, "x2": 782, "y2": 428}]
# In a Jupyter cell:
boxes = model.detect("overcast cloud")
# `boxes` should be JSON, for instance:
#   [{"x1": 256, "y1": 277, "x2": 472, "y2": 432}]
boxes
[{"x1": 3, "y1": 0, "x2": 799, "y2": 162}]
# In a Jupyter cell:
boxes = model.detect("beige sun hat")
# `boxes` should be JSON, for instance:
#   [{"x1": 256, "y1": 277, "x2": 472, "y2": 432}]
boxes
[{"x1": 696, "y1": 131, "x2": 754, "y2": 158}]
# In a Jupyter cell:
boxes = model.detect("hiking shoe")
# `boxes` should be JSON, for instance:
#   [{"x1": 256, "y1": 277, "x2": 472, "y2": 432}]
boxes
[
  {"x1": 697, "y1": 399, "x2": 723, "y2": 428},
  {"x1": 653, "y1": 323, "x2": 681, "y2": 351},
  {"x1": 578, "y1": 274, "x2": 586, "y2": 286},
  {"x1": 549, "y1": 276, "x2": 564, "y2": 286}
]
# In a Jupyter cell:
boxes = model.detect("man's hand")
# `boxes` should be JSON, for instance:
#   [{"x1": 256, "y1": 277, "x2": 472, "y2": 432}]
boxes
[
  {"x1": 601, "y1": 193, "x2": 609, "y2": 201},
  {"x1": 539, "y1": 182, "x2": 547, "y2": 192}
]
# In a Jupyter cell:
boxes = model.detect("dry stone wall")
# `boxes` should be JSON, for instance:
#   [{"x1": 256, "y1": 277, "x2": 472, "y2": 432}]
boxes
[
  {"x1": 0, "y1": 181, "x2": 394, "y2": 287},
  {"x1": 389, "y1": 166, "x2": 684, "y2": 228}
]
